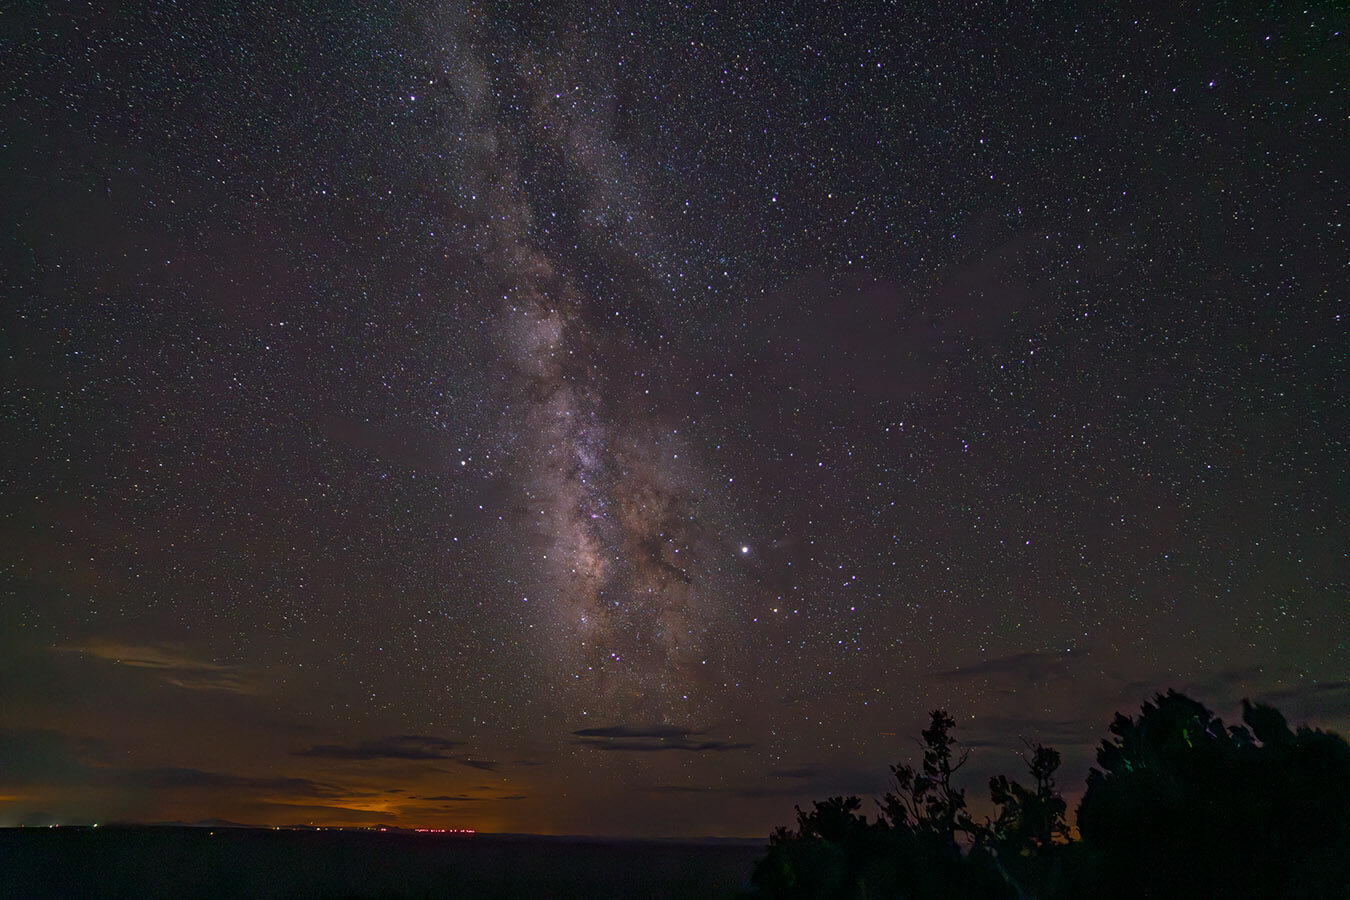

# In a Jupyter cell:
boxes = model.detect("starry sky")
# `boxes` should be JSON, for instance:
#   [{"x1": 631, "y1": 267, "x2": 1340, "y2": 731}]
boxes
[{"x1": 2, "y1": 1, "x2": 1346, "y2": 837}]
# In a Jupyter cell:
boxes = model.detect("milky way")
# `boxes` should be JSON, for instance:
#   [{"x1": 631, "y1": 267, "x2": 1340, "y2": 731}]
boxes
[{"x1": 436, "y1": 9, "x2": 730, "y2": 721}]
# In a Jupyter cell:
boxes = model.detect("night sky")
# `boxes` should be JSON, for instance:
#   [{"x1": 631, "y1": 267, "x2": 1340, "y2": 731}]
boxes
[{"x1": 3, "y1": 1, "x2": 1346, "y2": 837}]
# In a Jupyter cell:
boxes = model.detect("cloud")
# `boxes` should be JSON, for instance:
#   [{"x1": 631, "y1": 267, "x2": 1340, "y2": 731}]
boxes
[
  {"x1": 61, "y1": 640, "x2": 217, "y2": 671},
  {"x1": 164, "y1": 672, "x2": 257, "y2": 693},
  {"x1": 122, "y1": 767, "x2": 350, "y2": 799},
  {"x1": 56, "y1": 639, "x2": 257, "y2": 694},
  {"x1": 0, "y1": 730, "x2": 109, "y2": 785},
  {"x1": 769, "y1": 765, "x2": 826, "y2": 780},
  {"x1": 296, "y1": 735, "x2": 463, "y2": 761},
  {"x1": 965, "y1": 715, "x2": 1096, "y2": 748},
  {"x1": 0, "y1": 731, "x2": 356, "y2": 802},
  {"x1": 295, "y1": 735, "x2": 501, "y2": 771},
  {"x1": 1248, "y1": 681, "x2": 1350, "y2": 725},
  {"x1": 646, "y1": 785, "x2": 714, "y2": 794},
  {"x1": 1115, "y1": 667, "x2": 1350, "y2": 727},
  {"x1": 729, "y1": 784, "x2": 812, "y2": 800},
  {"x1": 456, "y1": 758, "x2": 500, "y2": 771},
  {"x1": 932, "y1": 651, "x2": 1073, "y2": 684},
  {"x1": 1213, "y1": 664, "x2": 1271, "y2": 685},
  {"x1": 418, "y1": 793, "x2": 526, "y2": 803},
  {"x1": 1258, "y1": 680, "x2": 1350, "y2": 703},
  {"x1": 581, "y1": 738, "x2": 750, "y2": 753},
  {"x1": 572, "y1": 724, "x2": 750, "y2": 753},
  {"x1": 573, "y1": 724, "x2": 696, "y2": 740},
  {"x1": 731, "y1": 765, "x2": 886, "y2": 801}
]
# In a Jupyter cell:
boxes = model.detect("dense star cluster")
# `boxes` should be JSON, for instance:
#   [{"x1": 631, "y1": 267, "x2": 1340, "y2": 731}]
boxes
[{"x1": 2, "y1": 2, "x2": 1345, "y2": 835}]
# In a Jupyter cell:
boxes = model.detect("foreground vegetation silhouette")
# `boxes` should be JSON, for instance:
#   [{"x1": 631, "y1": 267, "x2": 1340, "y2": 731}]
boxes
[{"x1": 748, "y1": 691, "x2": 1350, "y2": 899}]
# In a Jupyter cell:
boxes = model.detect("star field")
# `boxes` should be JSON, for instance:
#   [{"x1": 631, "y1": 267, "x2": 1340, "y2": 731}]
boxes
[{"x1": 2, "y1": 1, "x2": 1345, "y2": 835}]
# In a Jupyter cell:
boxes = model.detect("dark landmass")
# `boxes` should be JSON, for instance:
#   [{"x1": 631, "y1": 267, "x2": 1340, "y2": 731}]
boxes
[{"x1": 0, "y1": 826, "x2": 763, "y2": 900}]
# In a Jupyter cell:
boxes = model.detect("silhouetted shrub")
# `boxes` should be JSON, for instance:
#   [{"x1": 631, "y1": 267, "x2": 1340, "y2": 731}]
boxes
[
  {"x1": 749, "y1": 711, "x2": 1012, "y2": 900},
  {"x1": 1077, "y1": 690, "x2": 1350, "y2": 898},
  {"x1": 749, "y1": 691, "x2": 1350, "y2": 899}
]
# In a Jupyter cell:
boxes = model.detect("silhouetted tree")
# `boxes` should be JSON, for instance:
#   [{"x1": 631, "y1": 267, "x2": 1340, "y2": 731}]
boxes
[
  {"x1": 983, "y1": 744, "x2": 1069, "y2": 898},
  {"x1": 750, "y1": 690, "x2": 1350, "y2": 900},
  {"x1": 988, "y1": 745, "x2": 1068, "y2": 853},
  {"x1": 1077, "y1": 689, "x2": 1350, "y2": 898},
  {"x1": 750, "y1": 795, "x2": 880, "y2": 899},
  {"x1": 752, "y1": 710, "x2": 1011, "y2": 900},
  {"x1": 880, "y1": 710, "x2": 975, "y2": 853}
]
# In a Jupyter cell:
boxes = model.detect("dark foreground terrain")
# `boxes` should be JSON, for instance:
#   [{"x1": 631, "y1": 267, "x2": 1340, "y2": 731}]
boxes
[{"x1": 0, "y1": 826, "x2": 762, "y2": 899}]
